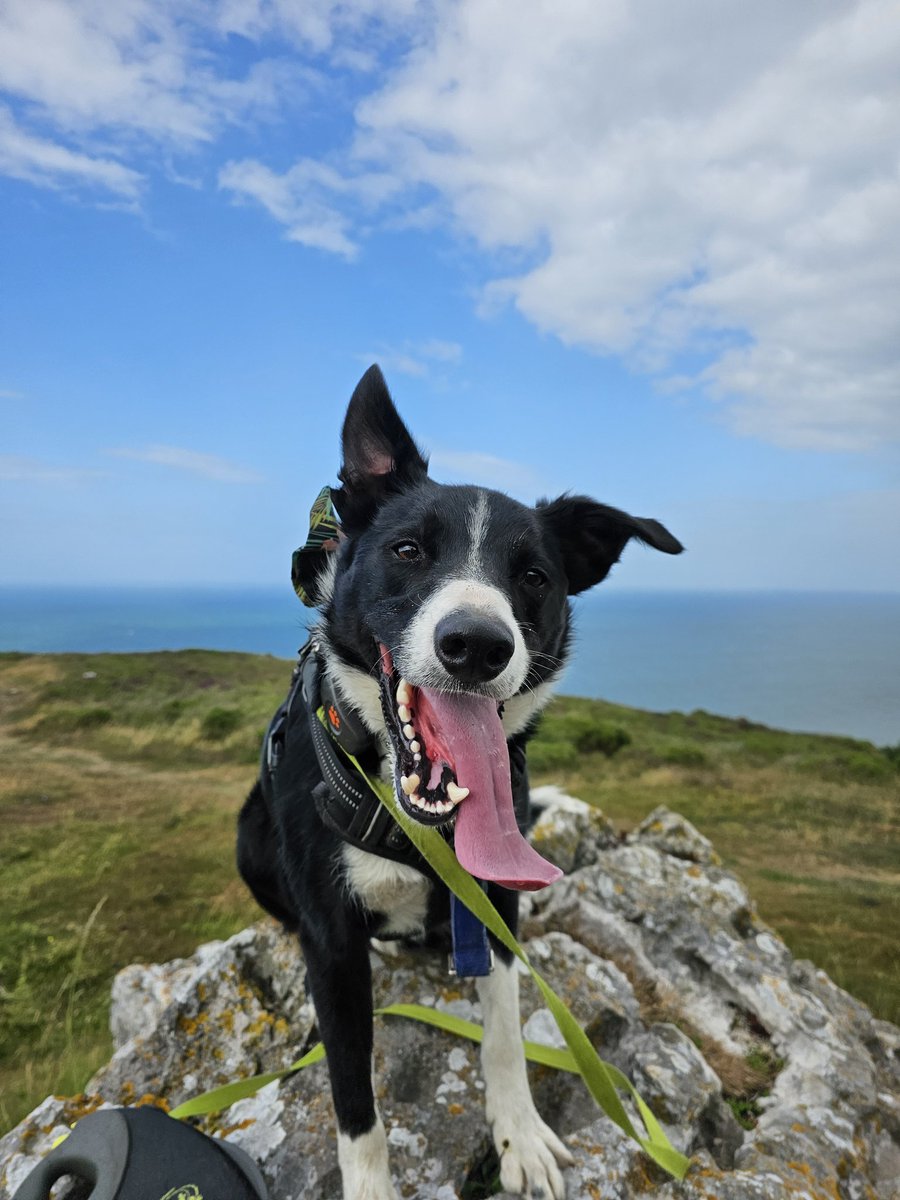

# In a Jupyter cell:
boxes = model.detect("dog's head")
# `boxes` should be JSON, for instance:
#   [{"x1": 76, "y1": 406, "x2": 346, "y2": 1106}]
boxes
[{"x1": 312, "y1": 365, "x2": 682, "y2": 887}]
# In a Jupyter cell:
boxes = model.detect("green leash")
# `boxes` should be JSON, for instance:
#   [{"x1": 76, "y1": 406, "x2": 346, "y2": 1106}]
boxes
[
  {"x1": 342, "y1": 750, "x2": 689, "y2": 1181},
  {"x1": 170, "y1": 739, "x2": 690, "y2": 1181},
  {"x1": 168, "y1": 1002, "x2": 575, "y2": 1121}
]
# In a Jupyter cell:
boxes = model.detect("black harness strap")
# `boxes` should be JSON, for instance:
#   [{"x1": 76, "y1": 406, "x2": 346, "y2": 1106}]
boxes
[
  {"x1": 264, "y1": 643, "x2": 430, "y2": 874},
  {"x1": 264, "y1": 641, "x2": 530, "y2": 876}
]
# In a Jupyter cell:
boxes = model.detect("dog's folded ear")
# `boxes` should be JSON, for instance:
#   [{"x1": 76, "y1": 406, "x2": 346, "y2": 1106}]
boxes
[
  {"x1": 332, "y1": 365, "x2": 429, "y2": 531},
  {"x1": 539, "y1": 494, "x2": 683, "y2": 595}
]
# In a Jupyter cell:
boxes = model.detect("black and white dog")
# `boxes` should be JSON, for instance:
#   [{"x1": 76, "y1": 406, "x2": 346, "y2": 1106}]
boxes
[{"x1": 237, "y1": 366, "x2": 682, "y2": 1199}]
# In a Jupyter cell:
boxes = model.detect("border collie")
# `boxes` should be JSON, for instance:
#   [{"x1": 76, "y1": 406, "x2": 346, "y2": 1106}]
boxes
[{"x1": 237, "y1": 366, "x2": 682, "y2": 1199}]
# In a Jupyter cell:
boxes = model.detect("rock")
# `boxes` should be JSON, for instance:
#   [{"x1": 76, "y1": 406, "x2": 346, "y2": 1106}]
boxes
[
  {"x1": 2, "y1": 803, "x2": 898, "y2": 1200},
  {"x1": 529, "y1": 786, "x2": 619, "y2": 874},
  {"x1": 527, "y1": 814, "x2": 900, "y2": 1199},
  {"x1": 628, "y1": 805, "x2": 720, "y2": 865},
  {"x1": 93, "y1": 921, "x2": 315, "y2": 1111},
  {"x1": 110, "y1": 957, "x2": 200, "y2": 1049}
]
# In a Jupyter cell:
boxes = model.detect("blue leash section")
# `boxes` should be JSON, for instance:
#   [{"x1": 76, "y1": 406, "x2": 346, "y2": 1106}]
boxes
[{"x1": 450, "y1": 886, "x2": 493, "y2": 976}]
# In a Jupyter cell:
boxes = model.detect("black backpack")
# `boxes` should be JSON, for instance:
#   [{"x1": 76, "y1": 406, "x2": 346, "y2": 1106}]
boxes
[{"x1": 13, "y1": 1106, "x2": 268, "y2": 1200}]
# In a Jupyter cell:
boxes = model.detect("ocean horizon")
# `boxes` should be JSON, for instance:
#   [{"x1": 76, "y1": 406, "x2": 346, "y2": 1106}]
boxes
[{"x1": 1, "y1": 586, "x2": 898, "y2": 747}]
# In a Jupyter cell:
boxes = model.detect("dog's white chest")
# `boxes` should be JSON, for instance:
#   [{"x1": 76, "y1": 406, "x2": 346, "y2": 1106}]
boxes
[{"x1": 342, "y1": 844, "x2": 431, "y2": 938}]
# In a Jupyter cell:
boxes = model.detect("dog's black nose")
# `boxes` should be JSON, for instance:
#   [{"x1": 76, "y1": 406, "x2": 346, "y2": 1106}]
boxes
[{"x1": 434, "y1": 612, "x2": 515, "y2": 684}]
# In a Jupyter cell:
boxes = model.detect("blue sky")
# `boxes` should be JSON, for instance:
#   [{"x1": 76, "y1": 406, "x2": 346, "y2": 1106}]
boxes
[{"x1": 1, "y1": 1, "x2": 898, "y2": 591}]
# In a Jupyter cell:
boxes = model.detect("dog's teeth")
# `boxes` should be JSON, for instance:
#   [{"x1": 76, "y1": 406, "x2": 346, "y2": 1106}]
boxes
[
  {"x1": 397, "y1": 704, "x2": 411, "y2": 723},
  {"x1": 413, "y1": 753, "x2": 421, "y2": 763},
  {"x1": 396, "y1": 679, "x2": 412, "y2": 706},
  {"x1": 401, "y1": 773, "x2": 420, "y2": 796},
  {"x1": 411, "y1": 793, "x2": 427, "y2": 810},
  {"x1": 447, "y1": 782, "x2": 470, "y2": 803},
  {"x1": 403, "y1": 723, "x2": 415, "y2": 740},
  {"x1": 409, "y1": 739, "x2": 420, "y2": 753}
]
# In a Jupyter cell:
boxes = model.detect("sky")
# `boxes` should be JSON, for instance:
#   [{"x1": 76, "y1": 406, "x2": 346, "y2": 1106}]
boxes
[{"x1": 1, "y1": 0, "x2": 899, "y2": 592}]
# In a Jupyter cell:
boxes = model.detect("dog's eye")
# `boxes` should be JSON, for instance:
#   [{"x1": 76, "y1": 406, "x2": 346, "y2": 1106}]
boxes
[
  {"x1": 523, "y1": 567, "x2": 547, "y2": 589},
  {"x1": 393, "y1": 541, "x2": 421, "y2": 561}
]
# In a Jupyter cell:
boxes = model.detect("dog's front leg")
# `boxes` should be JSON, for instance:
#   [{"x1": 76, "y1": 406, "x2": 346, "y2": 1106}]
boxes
[
  {"x1": 478, "y1": 890, "x2": 573, "y2": 1199},
  {"x1": 299, "y1": 923, "x2": 398, "y2": 1200}
]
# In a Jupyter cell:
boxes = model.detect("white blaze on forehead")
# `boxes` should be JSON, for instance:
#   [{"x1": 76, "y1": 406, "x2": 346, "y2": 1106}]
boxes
[
  {"x1": 398, "y1": 490, "x2": 531, "y2": 696},
  {"x1": 399, "y1": 577, "x2": 529, "y2": 698},
  {"x1": 465, "y1": 489, "x2": 491, "y2": 577}
]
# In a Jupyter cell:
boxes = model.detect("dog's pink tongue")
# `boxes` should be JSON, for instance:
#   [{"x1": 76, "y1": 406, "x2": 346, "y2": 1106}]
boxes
[{"x1": 419, "y1": 689, "x2": 561, "y2": 891}]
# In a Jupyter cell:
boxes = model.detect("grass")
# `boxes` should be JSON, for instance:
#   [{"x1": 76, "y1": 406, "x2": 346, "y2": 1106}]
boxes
[{"x1": 1, "y1": 650, "x2": 898, "y2": 1134}]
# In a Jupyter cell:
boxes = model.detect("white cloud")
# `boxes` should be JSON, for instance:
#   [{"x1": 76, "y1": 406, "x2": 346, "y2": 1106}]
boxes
[
  {"x1": 418, "y1": 339, "x2": 462, "y2": 363},
  {"x1": 218, "y1": 158, "x2": 360, "y2": 257},
  {"x1": 358, "y1": 339, "x2": 463, "y2": 377},
  {"x1": 108, "y1": 444, "x2": 263, "y2": 483},
  {"x1": 428, "y1": 449, "x2": 545, "y2": 495},
  {"x1": 0, "y1": 0, "x2": 421, "y2": 171},
  {"x1": 3, "y1": 1, "x2": 898, "y2": 453},
  {"x1": 335, "y1": 0, "x2": 900, "y2": 452},
  {"x1": 0, "y1": 0, "x2": 292, "y2": 144},
  {"x1": 0, "y1": 454, "x2": 104, "y2": 483},
  {"x1": 212, "y1": 0, "x2": 423, "y2": 53},
  {"x1": 0, "y1": 105, "x2": 143, "y2": 198},
  {"x1": 0, "y1": 0, "x2": 349, "y2": 200}
]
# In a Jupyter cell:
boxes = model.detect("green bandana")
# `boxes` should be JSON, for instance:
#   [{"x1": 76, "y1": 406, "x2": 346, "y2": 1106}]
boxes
[{"x1": 292, "y1": 486, "x2": 342, "y2": 607}]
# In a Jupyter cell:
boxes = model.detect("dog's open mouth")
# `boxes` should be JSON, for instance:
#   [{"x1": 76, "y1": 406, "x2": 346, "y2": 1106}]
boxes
[
  {"x1": 377, "y1": 644, "x2": 476, "y2": 825},
  {"x1": 377, "y1": 644, "x2": 562, "y2": 891}
]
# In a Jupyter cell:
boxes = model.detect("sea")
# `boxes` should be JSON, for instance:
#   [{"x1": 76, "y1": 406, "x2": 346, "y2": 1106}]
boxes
[{"x1": 1, "y1": 587, "x2": 898, "y2": 747}]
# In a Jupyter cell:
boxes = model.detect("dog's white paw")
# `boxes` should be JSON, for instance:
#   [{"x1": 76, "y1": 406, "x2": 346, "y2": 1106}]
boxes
[
  {"x1": 490, "y1": 1106, "x2": 574, "y2": 1199},
  {"x1": 341, "y1": 1175, "x2": 399, "y2": 1200},
  {"x1": 338, "y1": 1120, "x2": 400, "y2": 1200}
]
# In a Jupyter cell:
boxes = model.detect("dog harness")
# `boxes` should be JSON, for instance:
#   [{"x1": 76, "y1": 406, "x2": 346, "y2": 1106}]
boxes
[
  {"x1": 264, "y1": 642, "x2": 425, "y2": 870},
  {"x1": 264, "y1": 640, "x2": 526, "y2": 975}
]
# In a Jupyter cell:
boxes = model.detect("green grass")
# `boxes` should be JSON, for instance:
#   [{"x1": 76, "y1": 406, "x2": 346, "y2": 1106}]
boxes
[{"x1": 1, "y1": 650, "x2": 898, "y2": 1133}]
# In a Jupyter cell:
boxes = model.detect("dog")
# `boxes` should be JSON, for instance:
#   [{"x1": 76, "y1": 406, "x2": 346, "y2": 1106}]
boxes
[{"x1": 237, "y1": 365, "x2": 683, "y2": 1199}]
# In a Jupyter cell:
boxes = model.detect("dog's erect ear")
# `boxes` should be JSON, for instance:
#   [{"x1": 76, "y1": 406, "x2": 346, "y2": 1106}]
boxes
[
  {"x1": 539, "y1": 494, "x2": 683, "y2": 595},
  {"x1": 332, "y1": 365, "x2": 428, "y2": 531}
]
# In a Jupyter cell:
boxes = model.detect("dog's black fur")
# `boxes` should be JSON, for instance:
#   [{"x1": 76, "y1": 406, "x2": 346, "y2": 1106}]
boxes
[{"x1": 237, "y1": 366, "x2": 682, "y2": 1198}]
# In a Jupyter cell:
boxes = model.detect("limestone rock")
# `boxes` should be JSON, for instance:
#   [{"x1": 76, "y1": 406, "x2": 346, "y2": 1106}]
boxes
[
  {"x1": 529, "y1": 785, "x2": 619, "y2": 874},
  {"x1": 627, "y1": 804, "x2": 720, "y2": 865},
  {"x1": 93, "y1": 921, "x2": 315, "y2": 1112},
  {"x1": 2, "y1": 803, "x2": 898, "y2": 1200},
  {"x1": 110, "y1": 957, "x2": 202, "y2": 1050}
]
